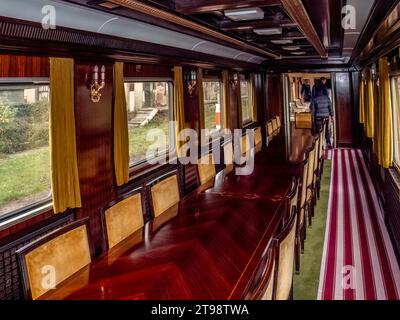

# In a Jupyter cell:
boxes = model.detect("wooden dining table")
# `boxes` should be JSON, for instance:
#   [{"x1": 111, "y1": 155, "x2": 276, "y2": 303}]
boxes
[{"x1": 42, "y1": 126, "x2": 314, "y2": 300}]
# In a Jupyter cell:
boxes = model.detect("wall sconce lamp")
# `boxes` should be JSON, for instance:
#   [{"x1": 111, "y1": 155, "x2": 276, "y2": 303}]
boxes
[
  {"x1": 90, "y1": 65, "x2": 106, "y2": 103},
  {"x1": 230, "y1": 73, "x2": 238, "y2": 86},
  {"x1": 371, "y1": 63, "x2": 377, "y2": 80},
  {"x1": 185, "y1": 70, "x2": 197, "y2": 96}
]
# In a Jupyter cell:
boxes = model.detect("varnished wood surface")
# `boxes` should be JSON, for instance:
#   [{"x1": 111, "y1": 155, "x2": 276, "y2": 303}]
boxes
[{"x1": 42, "y1": 130, "x2": 313, "y2": 300}]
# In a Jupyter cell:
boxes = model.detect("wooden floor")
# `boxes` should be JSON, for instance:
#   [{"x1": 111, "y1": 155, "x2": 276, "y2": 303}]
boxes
[{"x1": 42, "y1": 128, "x2": 314, "y2": 300}]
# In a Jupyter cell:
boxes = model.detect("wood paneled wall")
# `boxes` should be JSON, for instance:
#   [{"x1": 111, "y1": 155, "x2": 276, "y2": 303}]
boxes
[
  {"x1": 74, "y1": 62, "x2": 116, "y2": 255},
  {"x1": 0, "y1": 55, "x2": 49, "y2": 77},
  {"x1": 0, "y1": 55, "x2": 266, "y2": 253},
  {"x1": 266, "y1": 74, "x2": 284, "y2": 122},
  {"x1": 334, "y1": 72, "x2": 354, "y2": 147}
]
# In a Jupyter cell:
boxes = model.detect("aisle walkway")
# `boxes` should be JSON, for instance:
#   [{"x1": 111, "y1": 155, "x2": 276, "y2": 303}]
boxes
[{"x1": 318, "y1": 149, "x2": 400, "y2": 300}]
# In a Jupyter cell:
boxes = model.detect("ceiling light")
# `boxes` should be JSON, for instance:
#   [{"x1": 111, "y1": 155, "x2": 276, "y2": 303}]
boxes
[
  {"x1": 271, "y1": 39, "x2": 293, "y2": 45},
  {"x1": 253, "y1": 28, "x2": 282, "y2": 36},
  {"x1": 224, "y1": 7, "x2": 264, "y2": 21},
  {"x1": 283, "y1": 46, "x2": 301, "y2": 51},
  {"x1": 290, "y1": 51, "x2": 306, "y2": 55}
]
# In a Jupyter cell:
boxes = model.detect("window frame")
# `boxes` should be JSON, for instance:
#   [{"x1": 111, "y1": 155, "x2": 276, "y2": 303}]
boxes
[
  {"x1": 0, "y1": 78, "x2": 53, "y2": 224},
  {"x1": 124, "y1": 77, "x2": 175, "y2": 169},
  {"x1": 202, "y1": 79, "x2": 225, "y2": 139},
  {"x1": 240, "y1": 76, "x2": 253, "y2": 126},
  {"x1": 390, "y1": 75, "x2": 400, "y2": 174}
]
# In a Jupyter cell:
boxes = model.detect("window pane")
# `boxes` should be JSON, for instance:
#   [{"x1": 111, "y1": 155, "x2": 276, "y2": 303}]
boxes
[
  {"x1": 125, "y1": 82, "x2": 173, "y2": 164},
  {"x1": 0, "y1": 84, "x2": 51, "y2": 216},
  {"x1": 203, "y1": 81, "x2": 223, "y2": 134},
  {"x1": 392, "y1": 77, "x2": 400, "y2": 167},
  {"x1": 241, "y1": 80, "x2": 252, "y2": 124}
]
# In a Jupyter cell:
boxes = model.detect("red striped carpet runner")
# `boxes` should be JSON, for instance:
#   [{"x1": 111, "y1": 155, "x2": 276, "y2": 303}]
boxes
[{"x1": 318, "y1": 149, "x2": 400, "y2": 300}]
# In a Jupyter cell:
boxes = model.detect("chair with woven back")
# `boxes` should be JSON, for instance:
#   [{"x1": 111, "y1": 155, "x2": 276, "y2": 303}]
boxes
[
  {"x1": 17, "y1": 219, "x2": 93, "y2": 300},
  {"x1": 197, "y1": 152, "x2": 216, "y2": 187},
  {"x1": 271, "y1": 204, "x2": 297, "y2": 300},
  {"x1": 254, "y1": 127, "x2": 263, "y2": 154},
  {"x1": 305, "y1": 137, "x2": 318, "y2": 226},
  {"x1": 223, "y1": 141, "x2": 234, "y2": 174},
  {"x1": 271, "y1": 117, "x2": 279, "y2": 136},
  {"x1": 266, "y1": 121, "x2": 274, "y2": 146},
  {"x1": 147, "y1": 171, "x2": 181, "y2": 219},
  {"x1": 100, "y1": 188, "x2": 145, "y2": 250},
  {"x1": 295, "y1": 149, "x2": 311, "y2": 273}
]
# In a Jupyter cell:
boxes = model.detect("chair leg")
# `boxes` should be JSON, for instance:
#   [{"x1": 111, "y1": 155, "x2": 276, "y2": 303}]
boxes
[
  {"x1": 295, "y1": 236, "x2": 301, "y2": 274},
  {"x1": 308, "y1": 202, "x2": 314, "y2": 226}
]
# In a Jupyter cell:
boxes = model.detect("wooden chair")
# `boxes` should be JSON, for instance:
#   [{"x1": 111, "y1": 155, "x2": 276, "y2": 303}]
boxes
[
  {"x1": 241, "y1": 133, "x2": 251, "y2": 156},
  {"x1": 272, "y1": 205, "x2": 297, "y2": 300},
  {"x1": 148, "y1": 172, "x2": 180, "y2": 218},
  {"x1": 197, "y1": 153, "x2": 216, "y2": 186},
  {"x1": 254, "y1": 127, "x2": 262, "y2": 153},
  {"x1": 276, "y1": 116, "x2": 281, "y2": 131},
  {"x1": 272, "y1": 118, "x2": 279, "y2": 136},
  {"x1": 223, "y1": 141, "x2": 234, "y2": 174},
  {"x1": 243, "y1": 247, "x2": 275, "y2": 300},
  {"x1": 17, "y1": 219, "x2": 92, "y2": 300},
  {"x1": 100, "y1": 188, "x2": 145, "y2": 250},
  {"x1": 295, "y1": 150, "x2": 310, "y2": 273},
  {"x1": 311, "y1": 135, "x2": 320, "y2": 212},
  {"x1": 306, "y1": 141, "x2": 317, "y2": 226},
  {"x1": 282, "y1": 177, "x2": 299, "y2": 227},
  {"x1": 266, "y1": 122, "x2": 274, "y2": 145},
  {"x1": 317, "y1": 123, "x2": 327, "y2": 199}
]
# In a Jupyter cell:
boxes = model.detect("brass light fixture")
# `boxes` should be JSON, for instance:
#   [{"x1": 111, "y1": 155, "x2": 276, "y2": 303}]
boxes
[
  {"x1": 90, "y1": 65, "x2": 106, "y2": 103},
  {"x1": 185, "y1": 70, "x2": 197, "y2": 96}
]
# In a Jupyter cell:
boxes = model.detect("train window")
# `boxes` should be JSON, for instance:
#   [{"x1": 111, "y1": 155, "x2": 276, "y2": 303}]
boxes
[
  {"x1": 202, "y1": 81, "x2": 224, "y2": 135},
  {"x1": 0, "y1": 82, "x2": 51, "y2": 217},
  {"x1": 240, "y1": 79, "x2": 253, "y2": 125},
  {"x1": 124, "y1": 81, "x2": 174, "y2": 165},
  {"x1": 391, "y1": 76, "x2": 400, "y2": 170}
]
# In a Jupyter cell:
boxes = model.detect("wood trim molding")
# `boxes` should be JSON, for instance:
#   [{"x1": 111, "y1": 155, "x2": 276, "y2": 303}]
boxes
[
  {"x1": 280, "y1": 0, "x2": 327, "y2": 58},
  {"x1": 108, "y1": 0, "x2": 281, "y2": 59}
]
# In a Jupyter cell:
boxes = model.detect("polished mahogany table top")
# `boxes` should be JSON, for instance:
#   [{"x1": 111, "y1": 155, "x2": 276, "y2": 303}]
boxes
[{"x1": 43, "y1": 128, "x2": 314, "y2": 300}]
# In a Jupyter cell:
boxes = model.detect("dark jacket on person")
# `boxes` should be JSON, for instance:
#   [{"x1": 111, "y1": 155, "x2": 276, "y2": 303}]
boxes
[
  {"x1": 301, "y1": 84, "x2": 311, "y2": 102},
  {"x1": 310, "y1": 95, "x2": 334, "y2": 118}
]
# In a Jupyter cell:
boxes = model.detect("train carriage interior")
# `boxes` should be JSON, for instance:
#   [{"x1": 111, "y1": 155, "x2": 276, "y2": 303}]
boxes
[{"x1": 1, "y1": 0, "x2": 400, "y2": 304}]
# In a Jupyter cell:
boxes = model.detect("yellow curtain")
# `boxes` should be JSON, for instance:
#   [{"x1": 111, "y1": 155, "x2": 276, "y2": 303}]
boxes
[
  {"x1": 49, "y1": 57, "x2": 81, "y2": 214},
  {"x1": 197, "y1": 68, "x2": 205, "y2": 132},
  {"x1": 359, "y1": 76, "x2": 365, "y2": 124},
  {"x1": 174, "y1": 66, "x2": 186, "y2": 157},
  {"x1": 113, "y1": 62, "x2": 129, "y2": 186},
  {"x1": 378, "y1": 58, "x2": 393, "y2": 168},
  {"x1": 222, "y1": 70, "x2": 230, "y2": 129},
  {"x1": 365, "y1": 70, "x2": 375, "y2": 138},
  {"x1": 251, "y1": 74, "x2": 258, "y2": 122}
]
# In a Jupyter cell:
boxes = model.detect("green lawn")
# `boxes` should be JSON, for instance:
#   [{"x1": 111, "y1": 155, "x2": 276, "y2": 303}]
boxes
[
  {"x1": 128, "y1": 111, "x2": 170, "y2": 163},
  {"x1": 0, "y1": 146, "x2": 50, "y2": 213}
]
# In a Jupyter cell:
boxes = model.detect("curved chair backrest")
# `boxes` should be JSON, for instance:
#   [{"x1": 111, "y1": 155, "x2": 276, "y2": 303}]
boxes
[
  {"x1": 223, "y1": 141, "x2": 234, "y2": 174},
  {"x1": 276, "y1": 116, "x2": 281, "y2": 129},
  {"x1": 101, "y1": 188, "x2": 144, "y2": 250},
  {"x1": 307, "y1": 143, "x2": 316, "y2": 188},
  {"x1": 272, "y1": 206, "x2": 297, "y2": 300},
  {"x1": 299, "y1": 149, "x2": 311, "y2": 226},
  {"x1": 148, "y1": 172, "x2": 180, "y2": 218},
  {"x1": 17, "y1": 219, "x2": 92, "y2": 300},
  {"x1": 267, "y1": 122, "x2": 274, "y2": 139},
  {"x1": 272, "y1": 118, "x2": 278, "y2": 133},
  {"x1": 197, "y1": 153, "x2": 216, "y2": 186},
  {"x1": 254, "y1": 127, "x2": 262, "y2": 153}
]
